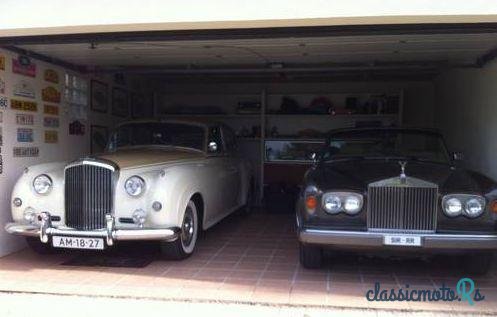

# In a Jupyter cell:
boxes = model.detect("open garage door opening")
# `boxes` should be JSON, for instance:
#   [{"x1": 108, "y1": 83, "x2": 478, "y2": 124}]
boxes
[{"x1": 1, "y1": 20, "x2": 497, "y2": 312}]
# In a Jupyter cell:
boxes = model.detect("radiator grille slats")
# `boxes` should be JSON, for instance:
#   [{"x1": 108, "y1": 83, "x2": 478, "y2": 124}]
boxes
[
  {"x1": 65, "y1": 163, "x2": 113, "y2": 230},
  {"x1": 367, "y1": 185, "x2": 438, "y2": 232}
]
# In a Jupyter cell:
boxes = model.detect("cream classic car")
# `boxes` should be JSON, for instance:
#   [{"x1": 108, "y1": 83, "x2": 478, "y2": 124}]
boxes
[{"x1": 5, "y1": 119, "x2": 253, "y2": 259}]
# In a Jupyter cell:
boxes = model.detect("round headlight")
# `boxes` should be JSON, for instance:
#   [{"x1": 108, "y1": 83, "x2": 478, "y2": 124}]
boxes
[
  {"x1": 33, "y1": 174, "x2": 52, "y2": 195},
  {"x1": 125, "y1": 176, "x2": 145, "y2": 197},
  {"x1": 465, "y1": 198, "x2": 484, "y2": 218},
  {"x1": 444, "y1": 197, "x2": 462, "y2": 217},
  {"x1": 323, "y1": 195, "x2": 341, "y2": 214},
  {"x1": 344, "y1": 196, "x2": 362, "y2": 214}
]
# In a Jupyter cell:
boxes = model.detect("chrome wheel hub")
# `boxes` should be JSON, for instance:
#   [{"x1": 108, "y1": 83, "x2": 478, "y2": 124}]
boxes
[{"x1": 181, "y1": 207, "x2": 195, "y2": 247}]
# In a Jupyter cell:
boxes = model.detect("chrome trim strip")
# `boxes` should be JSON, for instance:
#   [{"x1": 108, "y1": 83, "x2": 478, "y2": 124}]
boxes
[
  {"x1": 299, "y1": 228, "x2": 497, "y2": 249},
  {"x1": 304, "y1": 229, "x2": 497, "y2": 239},
  {"x1": 5, "y1": 213, "x2": 179, "y2": 244},
  {"x1": 64, "y1": 159, "x2": 117, "y2": 172}
]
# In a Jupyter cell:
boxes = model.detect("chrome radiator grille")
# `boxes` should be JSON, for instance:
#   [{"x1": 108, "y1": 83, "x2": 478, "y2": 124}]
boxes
[
  {"x1": 65, "y1": 162, "x2": 114, "y2": 230},
  {"x1": 367, "y1": 181, "x2": 438, "y2": 232}
]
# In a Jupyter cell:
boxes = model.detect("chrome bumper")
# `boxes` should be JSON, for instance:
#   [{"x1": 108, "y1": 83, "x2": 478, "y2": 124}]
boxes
[
  {"x1": 299, "y1": 229, "x2": 497, "y2": 250},
  {"x1": 5, "y1": 212, "x2": 179, "y2": 246}
]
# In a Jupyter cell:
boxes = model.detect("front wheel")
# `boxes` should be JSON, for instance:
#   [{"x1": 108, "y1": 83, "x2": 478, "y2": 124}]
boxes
[
  {"x1": 160, "y1": 200, "x2": 199, "y2": 260},
  {"x1": 299, "y1": 242, "x2": 323, "y2": 269}
]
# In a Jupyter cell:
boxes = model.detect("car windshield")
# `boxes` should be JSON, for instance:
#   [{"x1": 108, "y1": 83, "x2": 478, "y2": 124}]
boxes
[
  {"x1": 322, "y1": 129, "x2": 450, "y2": 164},
  {"x1": 107, "y1": 122, "x2": 205, "y2": 151}
]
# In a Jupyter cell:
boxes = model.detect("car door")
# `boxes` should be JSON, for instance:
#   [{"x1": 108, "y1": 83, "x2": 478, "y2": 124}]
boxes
[
  {"x1": 220, "y1": 125, "x2": 241, "y2": 210},
  {"x1": 205, "y1": 125, "x2": 232, "y2": 221}
]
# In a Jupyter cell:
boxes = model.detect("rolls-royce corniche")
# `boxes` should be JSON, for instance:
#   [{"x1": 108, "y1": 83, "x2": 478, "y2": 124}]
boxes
[
  {"x1": 297, "y1": 127, "x2": 497, "y2": 274},
  {"x1": 6, "y1": 119, "x2": 253, "y2": 259}
]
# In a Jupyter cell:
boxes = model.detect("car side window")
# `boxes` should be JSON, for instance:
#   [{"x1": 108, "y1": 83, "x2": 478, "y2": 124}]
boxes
[
  {"x1": 208, "y1": 126, "x2": 224, "y2": 154},
  {"x1": 222, "y1": 125, "x2": 237, "y2": 154}
]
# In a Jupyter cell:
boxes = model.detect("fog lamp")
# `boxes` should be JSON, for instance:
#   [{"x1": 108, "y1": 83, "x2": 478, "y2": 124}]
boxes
[
  {"x1": 132, "y1": 209, "x2": 147, "y2": 226},
  {"x1": 23, "y1": 208, "x2": 36, "y2": 224},
  {"x1": 13, "y1": 198, "x2": 22, "y2": 207}
]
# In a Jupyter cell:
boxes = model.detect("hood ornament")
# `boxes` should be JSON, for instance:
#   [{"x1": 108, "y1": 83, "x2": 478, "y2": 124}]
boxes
[{"x1": 399, "y1": 161, "x2": 407, "y2": 184}]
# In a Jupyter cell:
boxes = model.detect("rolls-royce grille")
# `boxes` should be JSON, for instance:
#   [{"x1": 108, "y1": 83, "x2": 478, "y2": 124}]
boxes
[
  {"x1": 65, "y1": 163, "x2": 113, "y2": 230},
  {"x1": 367, "y1": 181, "x2": 438, "y2": 232}
]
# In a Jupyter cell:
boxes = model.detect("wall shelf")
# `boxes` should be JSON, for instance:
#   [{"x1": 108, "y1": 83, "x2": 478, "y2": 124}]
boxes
[{"x1": 159, "y1": 89, "x2": 404, "y2": 204}]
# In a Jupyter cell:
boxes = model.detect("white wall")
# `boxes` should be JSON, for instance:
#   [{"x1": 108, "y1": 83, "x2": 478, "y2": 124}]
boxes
[
  {"x1": 0, "y1": 49, "x2": 141, "y2": 257},
  {"x1": 434, "y1": 60, "x2": 497, "y2": 180},
  {"x1": 2, "y1": 0, "x2": 497, "y2": 36}
]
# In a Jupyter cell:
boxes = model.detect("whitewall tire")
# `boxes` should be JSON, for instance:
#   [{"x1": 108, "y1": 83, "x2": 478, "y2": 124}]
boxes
[{"x1": 160, "y1": 200, "x2": 199, "y2": 260}]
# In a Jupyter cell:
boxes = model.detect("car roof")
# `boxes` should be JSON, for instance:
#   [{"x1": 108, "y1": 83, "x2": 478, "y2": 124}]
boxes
[{"x1": 116, "y1": 118, "x2": 222, "y2": 128}]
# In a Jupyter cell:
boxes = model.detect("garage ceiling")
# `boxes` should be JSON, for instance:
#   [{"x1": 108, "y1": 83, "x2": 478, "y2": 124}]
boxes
[
  {"x1": 17, "y1": 33, "x2": 497, "y2": 69},
  {"x1": 6, "y1": 28, "x2": 496, "y2": 82}
]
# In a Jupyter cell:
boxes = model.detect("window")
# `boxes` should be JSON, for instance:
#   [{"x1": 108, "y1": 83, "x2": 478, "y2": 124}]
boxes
[
  {"x1": 108, "y1": 122, "x2": 205, "y2": 151},
  {"x1": 64, "y1": 73, "x2": 88, "y2": 120}
]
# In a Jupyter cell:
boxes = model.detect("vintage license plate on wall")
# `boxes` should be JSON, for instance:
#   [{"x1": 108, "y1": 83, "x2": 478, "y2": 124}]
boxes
[
  {"x1": 383, "y1": 235, "x2": 422, "y2": 247},
  {"x1": 52, "y1": 236, "x2": 104, "y2": 250}
]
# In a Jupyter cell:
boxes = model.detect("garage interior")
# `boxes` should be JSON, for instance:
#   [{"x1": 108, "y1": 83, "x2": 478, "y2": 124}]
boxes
[{"x1": 2, "y1": 24, "x2": 497, "y2": 311}]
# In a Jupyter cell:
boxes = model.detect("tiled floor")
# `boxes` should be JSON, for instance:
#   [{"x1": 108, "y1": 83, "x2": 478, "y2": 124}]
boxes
[{"x1": 1, "y1": 212, "x2": 497, "y2": 314}]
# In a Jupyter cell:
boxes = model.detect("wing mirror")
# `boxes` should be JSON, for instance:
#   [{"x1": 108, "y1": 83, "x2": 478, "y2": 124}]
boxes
[
  {"x1": 451, "y1": 151, "x2": 464, "y2": 161},
  {"x1": 308, "y1": 152, "x2": 318, "y2": 163},
  {"x1": 208, "y1": 141, "x2": 218, "y2": 153}
]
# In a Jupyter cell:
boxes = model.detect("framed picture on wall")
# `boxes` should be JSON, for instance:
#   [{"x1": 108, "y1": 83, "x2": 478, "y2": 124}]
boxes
[
  {"x1": 90, "y1": 80, "x2": 108, "y2": 113},
  {"x1": 90, "y1": 125, "x2": 108, "y2": 154},
  {"x1": 112, "y1": 87, "x2": 129, "y2": 117}
]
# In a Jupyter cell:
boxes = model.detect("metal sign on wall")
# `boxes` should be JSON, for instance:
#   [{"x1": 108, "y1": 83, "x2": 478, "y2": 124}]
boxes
[
  {"x1": 16, "y1": 113, "x2": 34, "y2": 125},
  {"x1": 17, "y1": 128, "x2": 34, "y2": 142},
  {"x1": 43, "y1": 104, "x2": 59, "y2": 115},
  {"x1": 0, "y1": 96, "x2": 7, "y2": 109},
  {"x1": 0, "y1": 77, "x2": 5, "y2": 94},
  {"x1": 13, "y1": 80, "x2": 36, "y2": 99},
  {"x1": 42, "y1": 86, "x2": 61, "y2": 103},
  {"x1": 44, "y1": 69, "x2": 59, "y2": 84},
  {"x1": 43, "y1": 116, "x2": 59, "y2": 128},
  {"x1": 13, "y1": 147, "x2": 39, "y2": 157},
  {"x1": 12, "y1": 56, "x2": 36, "y2": 77},
  {"x1": 44, "y1": 130, "x2": 58, "y2": 143},
  {"x1": 11, "y1": 99, "x2": 37, "y2": 112}
]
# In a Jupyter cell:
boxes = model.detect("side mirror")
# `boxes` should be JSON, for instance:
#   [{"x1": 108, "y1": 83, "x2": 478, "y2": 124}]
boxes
[
  {"x1": 308, "y1": 152, "x2": 317, "y2": 162},
  {"x1": 451, "y1": 151, "x2": 464, "y2": 161},
  {"x1": 208, "y1": 141, "x2": 218, "y2": 153}
]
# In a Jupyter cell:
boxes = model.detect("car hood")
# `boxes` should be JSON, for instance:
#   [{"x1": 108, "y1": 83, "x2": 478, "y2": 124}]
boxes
[
  {"x1": 307, "y1": 159, "x2": 496, "y2": 194},
  {"x1": 96, "y1": 147, "x2": 205, "y2": 169}
]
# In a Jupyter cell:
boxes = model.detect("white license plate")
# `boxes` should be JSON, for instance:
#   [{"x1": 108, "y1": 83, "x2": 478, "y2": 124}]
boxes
[
  {"x1": 383, "y1": 235, "x2": 422, "y2": 247},
  {"x1": 52, "y1": 236, "x2": 104, "y2": 250}
]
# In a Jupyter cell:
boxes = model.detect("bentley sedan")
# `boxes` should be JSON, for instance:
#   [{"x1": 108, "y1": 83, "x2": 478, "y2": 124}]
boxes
[
  {"x1": 297, "y1": 127, "x2": 497, "y2": 274},
  {"x1": 6, "y1": 119, "x2": 253, "y2": 259}
]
